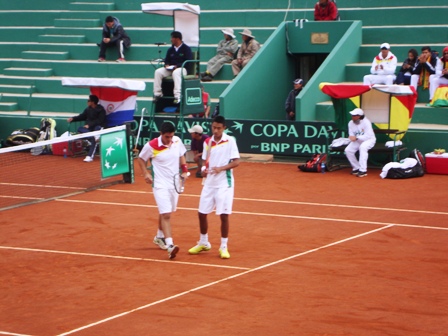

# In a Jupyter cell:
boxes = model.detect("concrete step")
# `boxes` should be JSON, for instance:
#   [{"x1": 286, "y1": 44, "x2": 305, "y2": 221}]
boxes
[
  {"x1": 0, "y1": 101, "x2": 18, "y2": 111},
  {"x1": 54, "y1": 18, "x2": 101, "y2": 28},
  {"x1": 38, "y1": 34, "x2": 86, "y2": 43},
  {"x1": 0, "y1": 84, "x2": 36, "y2": 94},
  {"x1": 2, "y1": 67, "x2": 53, "y2": 77},
  {"x1": 68, "y1": 2, "x2": 115, "y2": 11},
  {"x1": 22, "y1": 51, "x2": 70, "y2": 60},
  {"x1": 362, "y1": 25, "x2": 448, "y2": 45}
]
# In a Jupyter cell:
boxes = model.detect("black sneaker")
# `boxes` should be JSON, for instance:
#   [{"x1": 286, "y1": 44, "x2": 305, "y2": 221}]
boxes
[
  {"x1": 357, "y1": 171, "x2": 367, "y2": 178},
  {"x1": 201, "y1": 75, "x2": 213, "y2": 82},
  {"x1": 351, "y1": 169, "x2": 359, "y2": 175}
]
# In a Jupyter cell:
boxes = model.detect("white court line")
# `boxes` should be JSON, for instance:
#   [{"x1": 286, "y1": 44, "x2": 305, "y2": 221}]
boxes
[
  {"x1": 0, "y1": 246, "x2": 249, "y2": 271},
  {"x1": 56, "y1": 198, "x2": 448, "y2": 231},
  {"x1": 98, "y1": 189, "x2": 448, "y2": 217},
  {"x1": 0, "y1": 332, "x2": 33, "y2": 336},
  {"x1": 57, "y1": 225, "x2": 393, "y2": 335}
]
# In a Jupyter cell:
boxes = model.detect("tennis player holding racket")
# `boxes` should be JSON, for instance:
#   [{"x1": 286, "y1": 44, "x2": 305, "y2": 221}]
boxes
[
  {"x1": 137, "y1": 122, "x2": 189, "y2": 260},
  {"x1": 188, "y1": 116, "x2": 240, "y2": 259}
]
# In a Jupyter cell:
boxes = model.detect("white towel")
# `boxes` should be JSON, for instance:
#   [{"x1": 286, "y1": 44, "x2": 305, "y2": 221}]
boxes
[
  {"x1": 385, "y1": 140, "x2": 403, "y2": 148},
  {"x1": 331, "y1": 137, "x2": 351, "y2": 148}
]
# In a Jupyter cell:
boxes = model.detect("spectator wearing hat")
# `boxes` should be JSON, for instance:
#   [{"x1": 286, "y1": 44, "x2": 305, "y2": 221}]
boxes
[
  {"x1": 98, "y1": 16, "x2": 131, "y2": 62},
  {"x1": 231, "y1": 29, "x2": 260, "y2": 77},
  {"x1": 188, "y1": 125, "x2": 210, "y2": 177},
  {"x1": 429, "y1": 46, "x2": 448, "y2": 103},
  {"x1": 345, "y1": 108, "x2": 376, "y2": 178},
  {"x1": 201, "y1": 28, "x2": 239, "y2": 82},
  {"x1": 285, "y1": 78, "x2": 304, "y2": 120},
  {"x1": 363, "y1": 43, "x2": 397, "y2": 86},
  {"x1": 410, "y1": 46, "x2": 439, "y2": 101},
  {"x1": 314, "y1": 0, "x2": 339, "y2": 21}
]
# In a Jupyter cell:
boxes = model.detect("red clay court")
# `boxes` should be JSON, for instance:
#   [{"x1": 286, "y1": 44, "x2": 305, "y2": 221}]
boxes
[{"x1": 1, "y1": 161, "x2": 448, "y2": 335}]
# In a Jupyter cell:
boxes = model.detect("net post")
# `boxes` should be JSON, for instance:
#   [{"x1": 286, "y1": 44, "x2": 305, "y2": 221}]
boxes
[{"x1": 123, "y1": 122, "x2": 135, "y2": 184}]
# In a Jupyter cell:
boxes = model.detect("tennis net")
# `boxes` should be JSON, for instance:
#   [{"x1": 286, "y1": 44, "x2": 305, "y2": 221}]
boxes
[{"x1": 0, "y1": 125, "x2": 134, "y2": 211}]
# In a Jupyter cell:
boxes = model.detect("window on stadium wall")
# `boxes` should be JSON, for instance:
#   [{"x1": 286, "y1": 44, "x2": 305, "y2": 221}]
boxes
[{"x1": 133, "y1": 118, "x2": 342, "y2": 157}]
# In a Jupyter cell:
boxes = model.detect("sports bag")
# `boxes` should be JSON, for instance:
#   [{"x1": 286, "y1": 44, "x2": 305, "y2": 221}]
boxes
[
  {"x1": 298, "y1": 153, "x2": 327, "y2": 172},
  {"x1": 5, "y1": 128, "x2": 40, "y2": 146},
  {"x1": 408, "y1": 148, "x2": 426, "y2": 172},
  {"x1": 386, "y1": 165, "x2": 424, "y2": 179}
]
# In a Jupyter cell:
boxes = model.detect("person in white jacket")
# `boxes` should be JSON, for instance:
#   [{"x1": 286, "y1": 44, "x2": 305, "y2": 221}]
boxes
[
  {"x1": 363, "y1": 43, "x2": 397, "y2": 86},
  {"x1": 345, "y1": 108, "x2": 376, "y2": 177}
]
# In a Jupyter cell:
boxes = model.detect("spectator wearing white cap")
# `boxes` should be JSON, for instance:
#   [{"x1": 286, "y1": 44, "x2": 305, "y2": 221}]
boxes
[
  {"x1": 285, "y1": 78, "x2": 304, "y2": 120},
  {"x1": 201, "y1": 28, "x2": 239, "y2": 82},
  {"x1": 345, "y1": 108, "x2": 376, "y2": 178},
  {"x1": 188, "y1": 124, "x2": 210, "y2": 177},
  {"x1": 231, "y1": 29, "x2": 260, "y2": 77},
  {"x1": 363, "y1": 43, "x2": 397, "y2": 86}
]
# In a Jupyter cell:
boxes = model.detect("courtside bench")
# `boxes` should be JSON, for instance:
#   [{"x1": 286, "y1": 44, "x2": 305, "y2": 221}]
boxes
[{"x1": 326, "y1": 128, "x2": 407, "y2": 171}]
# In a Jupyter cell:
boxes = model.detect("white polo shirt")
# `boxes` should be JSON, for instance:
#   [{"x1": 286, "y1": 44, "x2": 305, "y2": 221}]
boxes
[
  {"x1": 202, "y1": 133, "x2": 240, "y2": 188},
  {"x1": 139, "y1": 135, "x2": 186, "y2": 189}
]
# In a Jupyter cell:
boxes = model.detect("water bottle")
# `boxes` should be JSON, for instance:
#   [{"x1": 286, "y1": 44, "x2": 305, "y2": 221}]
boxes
[
  {"x1": 321, "y1": 162, "x2": 326, "y2": 173},
  {"x1": 63, "y1": 147, "x2": 67, "y2": 158}
]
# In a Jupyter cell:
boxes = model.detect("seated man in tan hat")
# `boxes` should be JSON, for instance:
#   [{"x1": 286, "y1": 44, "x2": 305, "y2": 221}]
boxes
[
  {"x1": 231, "y1": 29, "x2": 260, "y2": 77},
  {"x1": 201, "y1": 28, "x2": 239, "y2": 82}
]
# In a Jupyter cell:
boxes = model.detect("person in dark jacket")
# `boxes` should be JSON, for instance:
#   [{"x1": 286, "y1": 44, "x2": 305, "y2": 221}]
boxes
[
  {"x1": 98, "y1": 16, "x2": 131, "y2": 62},
  {"x1": 153, "y1": 31, "x2": 193, "y2": 104},
  {"x1": 67, "y1": 95, "x2": 106, "y2": 162},
  {"x1": 410, "y1": 46, "x2": 438, "y2": 93},
  {"x1": 285, "y1": 78, "x2": 304, "y2": 120},
  {"x1": 396, "y1": 48, "x2": 418, "y2": 85}
]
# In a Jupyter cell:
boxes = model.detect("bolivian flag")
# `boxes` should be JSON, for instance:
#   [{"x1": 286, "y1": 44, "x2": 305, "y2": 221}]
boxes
[{"x1": 319, "y1": 83, "x2": 417, "y2": 140}]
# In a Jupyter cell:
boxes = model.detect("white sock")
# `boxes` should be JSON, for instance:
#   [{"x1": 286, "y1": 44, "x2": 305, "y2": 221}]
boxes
[
  {"x1": 199, "y1": 233, "x2": 209, "y2": 245},
  {"x1": 157, "y1": 229, "x2": 164, "y2": 238},
  {"x1": 165, "y1": 237, "x2": 173, "y2": 246},
  {"x1": 220, "y1": 237, "x2": 228, "y2": 249}
]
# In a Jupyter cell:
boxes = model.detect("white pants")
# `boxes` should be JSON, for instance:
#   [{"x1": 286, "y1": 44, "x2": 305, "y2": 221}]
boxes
[
  {"x1": 345, "y1": 138, "x2": 376, "y2": 172},
  {"x1": 429, "y1": 75, "x2": 448, "y2": 100},
  {"x1": 153, "y1": 67, "x2": 187, "y2": 100},
  {"x1": 363, "y1": 74, "x2": 396, "y2": 85}
]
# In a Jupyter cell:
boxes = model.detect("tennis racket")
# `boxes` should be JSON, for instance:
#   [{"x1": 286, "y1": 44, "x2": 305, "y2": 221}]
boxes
[
  {"x1": 174, "y1": 172, "x2": 190, "y2": 194},
  {"x1": 133, "y1": 107, "x2": 146, "y2": 158}
]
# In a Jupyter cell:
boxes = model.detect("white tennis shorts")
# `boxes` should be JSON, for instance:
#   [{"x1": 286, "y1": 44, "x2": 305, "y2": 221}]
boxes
[
  {"x1": 153, "y1": 188, "x2": 179, "y2": 214},
  {"x1": 198, "y1": 186, "x2": 234, "y2": 215}
]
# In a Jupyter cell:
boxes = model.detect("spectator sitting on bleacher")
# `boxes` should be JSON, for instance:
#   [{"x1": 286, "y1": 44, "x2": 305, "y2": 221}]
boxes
[
  {"x1": 201, "y1": 28, "x2": 239, "y2": 82},
  {"x1": 67, "y1": 95, "x2": 106, "y2": 163},
  {"x1": 410, "y1": 46, "x2": 438, "y2": 102},
  {"x1": 363, "y1": 43, "x2": 397, "y2": 86},
  {"x1": 98, "y1": 16, "x2": 131, "y2": 63},
  {"x1": 314, "y1": 0, "x2": 339, "y2": 21},
  {"x1": 231, "y1": 29, "x2": 260, "y2": 77},
  {"x1": 153, "y1": 31, "x2": 193, "y2": 105},
  {"x1": 345, "y1": 108, "x2": 376, "y2": 178},
  {"x1": 396, "y1": 48, "x2": 418, "y2": 85},
  {"x1": 429, "y1": 46, "x2": 448, "y2": 104}
]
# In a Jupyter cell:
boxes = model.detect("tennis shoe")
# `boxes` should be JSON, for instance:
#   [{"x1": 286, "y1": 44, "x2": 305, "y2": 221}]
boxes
[
  {"x1": 351, "y1": 169, "x2": 359, "y2": 175},
  {"x1": 116, "y1": 58, "x2": 126, "y2": 62},
  {"x1": 357, "y1": 171, "x2": 368, "y2": 178},
  {"x1": 167, "y1": 245, "x2": 179, "y2": 259},
  {"x1": 188, "y1": 242, "x2": 211, "y2": 254},
  {"x1": 83, "y1": 156, "x2": 93, "y2": 162},
  {"x1": 153, "y1": 236, "x2": 167, "y2": 250},
  {"x1": 98, "y1": 57, "x2": 105, "y2": 62},
  {"x1": 219, "y1": 247, "x2": 230, "y2": 259}
]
